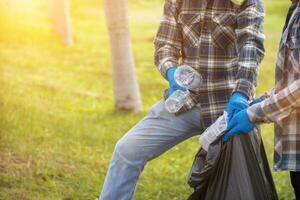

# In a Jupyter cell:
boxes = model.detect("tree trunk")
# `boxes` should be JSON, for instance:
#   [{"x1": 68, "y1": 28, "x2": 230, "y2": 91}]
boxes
[
  {"x1": 50, "y1": 0, "x2": 73, "y2": 46},
  {"x1": 103, "y1": 0, "x2": 142, "y2": 113}
]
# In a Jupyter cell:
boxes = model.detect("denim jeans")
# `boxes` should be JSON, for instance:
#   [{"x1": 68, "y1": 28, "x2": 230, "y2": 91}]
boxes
[{"x1": 99, "y1": 100, "x2": 203, "y2": 200}]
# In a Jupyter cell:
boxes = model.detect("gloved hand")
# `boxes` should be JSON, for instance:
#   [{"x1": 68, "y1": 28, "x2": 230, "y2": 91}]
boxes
[
  {"x1": 223, "y1": 109, "x2": 255, "y2": 142},
  {"x1": 166, "y1": 67, "x2": 186, "y2": 96},
  {"x1": 250, "y1": 97, "x2": 264, "y2": 106},
  {"x1": 226, "y1": 92, "x2": 249, "y2": 122}
]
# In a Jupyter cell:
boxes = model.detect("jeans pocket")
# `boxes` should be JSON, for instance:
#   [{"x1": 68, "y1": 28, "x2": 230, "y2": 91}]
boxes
[{"x1": 148, "y1": 100, "x2": 169, "y2": 118}]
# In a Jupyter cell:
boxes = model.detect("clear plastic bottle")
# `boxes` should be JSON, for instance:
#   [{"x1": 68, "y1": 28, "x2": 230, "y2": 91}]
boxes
[
  {"x1": 165, "y1": 65, "x2": 202, "y2": 113},
  {"x1": 200, "y1": 112, "x2": 228, "y2": 151},
  {"x1": 165, "y1": 90, "x2": 189, "y2": 113},
  {"x1": 174, "y1": 65, "x2": 203, "y2": 91}
]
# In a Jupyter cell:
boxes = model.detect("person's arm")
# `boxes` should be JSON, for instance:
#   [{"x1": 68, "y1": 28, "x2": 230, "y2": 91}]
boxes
[
  {"x1": 248, "y1": 14, "x2": 300, "y2": 123},
  {"x1": 224, "y1": 6, "x2": 300, "y2": 141},
  {"x1": 233, "y1": 0, "x2": 265, "y2": 99},
  {"x1": 225, "y1": 0, "x2": 265, "y2": 122},
  {"x1": 248, "y1": 80, "x2": 300, "y2": 124},
  {"x1": 224, "y1": 82, "x2": 300, "y2": 142},
  {"x1": 154, "y1": 0, "x2": 182, "y2": 79}
]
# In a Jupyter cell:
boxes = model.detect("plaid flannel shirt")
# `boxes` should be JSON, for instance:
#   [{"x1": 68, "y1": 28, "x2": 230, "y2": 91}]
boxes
[
  {"x1": 248, "y1": 3, "x2": 300, "y2": 171},
  {"x1": 154, "y1": 0, "x2": 265, "y2": 129}
]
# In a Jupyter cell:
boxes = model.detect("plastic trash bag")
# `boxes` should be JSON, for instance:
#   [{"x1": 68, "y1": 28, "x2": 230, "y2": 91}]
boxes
[{"x1": 187, "y1": 128, "x2": 278, "y2": 200}]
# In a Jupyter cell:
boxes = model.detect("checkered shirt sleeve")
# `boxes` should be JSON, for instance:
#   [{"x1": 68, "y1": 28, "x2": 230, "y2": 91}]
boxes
[
  {"x1": 248, "y1": 80, "x2": 300, "y2": 124},
  {"x1": 233, "y1": 0, "x2": 265, "y2": 99},
  {"x1": 154, "y1": 0, "x2": 182, "y2": 79}
]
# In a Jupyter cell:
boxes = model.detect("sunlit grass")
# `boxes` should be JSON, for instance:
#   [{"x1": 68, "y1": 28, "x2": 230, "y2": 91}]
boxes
[{"x1": 0, "y1": 0, "x2": 295, "y2": 199}]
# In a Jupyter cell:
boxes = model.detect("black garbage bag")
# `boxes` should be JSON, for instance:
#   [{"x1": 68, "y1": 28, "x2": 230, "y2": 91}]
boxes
[{"x1": 187, "y1": 129, "x2": 278, "y2": 200}]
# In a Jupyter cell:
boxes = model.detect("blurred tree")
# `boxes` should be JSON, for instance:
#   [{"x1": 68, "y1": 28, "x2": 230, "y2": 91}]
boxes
[
  {"x1": 50, "y1": 0, "x2": 73, "y2": 46},
  {"x1": 103, "y1": 0, "x2": 142, "y2": 113}
]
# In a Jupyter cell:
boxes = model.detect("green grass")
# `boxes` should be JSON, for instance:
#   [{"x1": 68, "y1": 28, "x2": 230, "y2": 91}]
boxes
[{"x1": 0, "y1": 0, "x2": 295, "y2": 199}]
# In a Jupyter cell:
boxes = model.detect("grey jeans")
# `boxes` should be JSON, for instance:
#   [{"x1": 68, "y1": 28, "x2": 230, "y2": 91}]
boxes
[{"x1": 99, "y1": 100, "x2": 203, "y2": 200}]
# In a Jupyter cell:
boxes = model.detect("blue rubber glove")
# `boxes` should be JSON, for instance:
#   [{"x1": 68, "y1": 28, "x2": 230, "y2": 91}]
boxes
[
  {"x1": 223, "y1": 109, "x2": 255, "y2": 142},
  {"x1": 226, "y1": 92, "x2": 249, "y2": 122},
  {"x1": 249, "y1": 97, "x2": 264, "y2": 106},
  {"x1": 166, "y1": 67, "x2": 186, "y2": 96}
]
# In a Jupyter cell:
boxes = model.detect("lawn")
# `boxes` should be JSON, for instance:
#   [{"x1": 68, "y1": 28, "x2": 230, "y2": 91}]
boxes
[{"x1": 0, "y1": 0, "x2": 294, "y2": 199}]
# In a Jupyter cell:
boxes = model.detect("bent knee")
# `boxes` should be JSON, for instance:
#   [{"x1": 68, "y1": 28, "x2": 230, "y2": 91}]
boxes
[
  {"x1": 114, "y1": 136, "x2": 142, "y2": 162},
  {"x1": 115, "y1": 137, "x2": 138, "y2": 160}
]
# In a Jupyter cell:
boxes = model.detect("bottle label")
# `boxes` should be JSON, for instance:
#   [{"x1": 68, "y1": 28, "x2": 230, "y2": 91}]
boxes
[{"x1": 200, "y1": 112, "x2": 228, "y2": 151}]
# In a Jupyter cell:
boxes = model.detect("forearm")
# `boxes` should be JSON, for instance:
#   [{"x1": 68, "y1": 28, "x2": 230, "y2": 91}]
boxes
[{"x1": 248, "y1": 80, "x2": 300, "y2": 124}]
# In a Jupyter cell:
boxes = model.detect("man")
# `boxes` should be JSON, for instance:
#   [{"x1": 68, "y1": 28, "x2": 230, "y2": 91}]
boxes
[
  {"x1": 224, "y1": 1, "x2": 300, "y2": 199},
  {"x1": 99, "y1": 0, "x2": 265, "y2": 199}
]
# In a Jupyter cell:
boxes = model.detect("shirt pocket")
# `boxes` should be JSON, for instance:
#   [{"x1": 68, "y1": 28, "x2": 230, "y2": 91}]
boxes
[
  {"x1": 288, "y1": 36, "x2": 300, "y2": 74},
  {"x1": 178, "y1": 13, "x2": 202, "y2": 47},
  {"x1": 211, "y1": 13, "x2": 237, "y2": 49}
]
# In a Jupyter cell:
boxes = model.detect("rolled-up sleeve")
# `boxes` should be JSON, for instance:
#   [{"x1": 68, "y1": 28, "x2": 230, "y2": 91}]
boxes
[
  {"x1": 154, "y1": 0, "x2": 182, "y2": 79},
  {"x1": 248, "y1": 80, "x2": 300, "y2": 124},
  {"x1": 233, "y1": 0, "x2": 265, "y2": 99}
]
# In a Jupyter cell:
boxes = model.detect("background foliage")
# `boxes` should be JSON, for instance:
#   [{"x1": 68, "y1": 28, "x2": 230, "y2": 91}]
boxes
[{"x1": 0, "y1": 0, "x2": 294, "y2": 199}]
